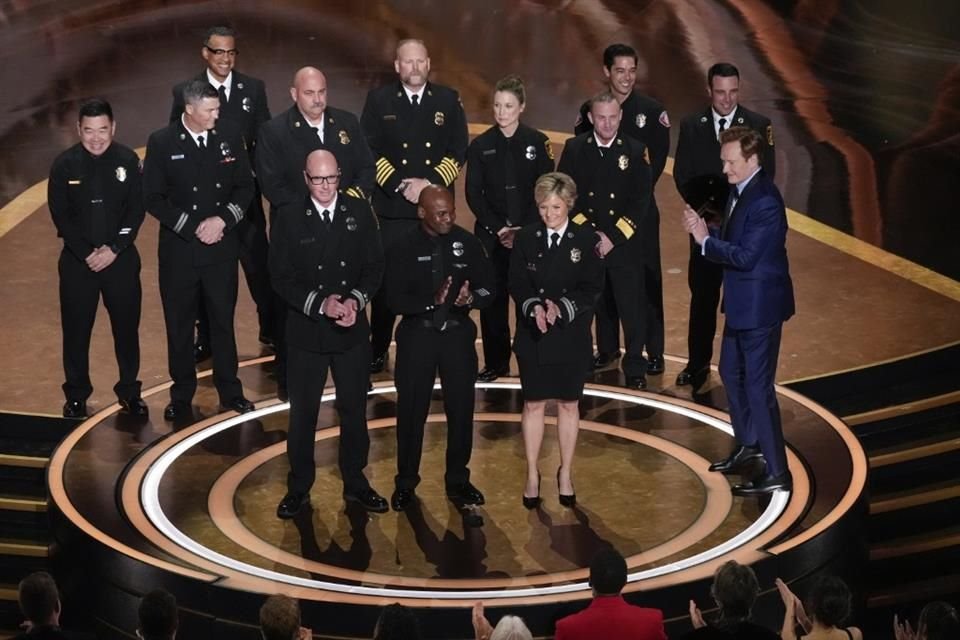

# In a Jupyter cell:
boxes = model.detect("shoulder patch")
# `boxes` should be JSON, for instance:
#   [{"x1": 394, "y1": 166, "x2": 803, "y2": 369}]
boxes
[
  {"x1": 545, "y1": 140, "x2": 554, "y2": 161},
  {"x1": 766, "y1": 125, "x2": 775, "y2": 147}
]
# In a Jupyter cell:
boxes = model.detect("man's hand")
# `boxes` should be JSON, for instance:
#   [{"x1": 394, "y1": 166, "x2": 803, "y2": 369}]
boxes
[
  {"x1": 544, "y1": 299, "x2": 560, "y2": 325},
  {"x1": 403, "y1": 177, "x2": 432, "y2": 204},
  {"x1": 595, "y1": 231, "x2": 614, "y2": 257},
  {"x1": 297, "y1": 626, "x2": 313, "y2": 640},
  {"x1": 689, "y1": 599, "x2": 706, "y2": 629},
  {"x1": 86, "y1": 246, "x2": 117, "y2": 272},
  {"x1": 336, "y1": 297, "x2": 358, "y2": 327},
  {"x1": 683, "y1": 205, "x2": 709, "y2": 246},
  {"x1": 321, "y1": 294, "x2": 347, "y2": 321},
  {"x1": 893, "y1": 614, "x2": 917, "y2": 640},
  {"x1": 453, "y1": 279, "x2": 473, "y2": 307},
  {"x1": 471, "y1": 602, "x2": 495, "y2": 640},
  {"x1": 533, "y1": 304, "x2": 548, "y2": 334},
  {"x1": 497, "y1": 226, "x2": 519, "y2": 249},
  {"x1": 196, "y1": 216, "x2": 226, "y2": 245},
  {"x1": 434, "y1": 275, "x2": 453, "y2": 305}
]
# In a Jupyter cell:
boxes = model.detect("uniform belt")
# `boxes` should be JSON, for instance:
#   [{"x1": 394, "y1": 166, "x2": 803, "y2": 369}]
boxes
[{"x1": 407, "y1": 316, "x2": 464, "y2": 332}]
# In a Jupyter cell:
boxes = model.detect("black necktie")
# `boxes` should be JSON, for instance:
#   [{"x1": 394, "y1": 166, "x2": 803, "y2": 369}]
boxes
[
  {"x1": 320, "y1": 209, "x2": 331, "y2": 229},
  {"x1": 549, "y1": 232, "x2": 560, "y2": 251},
  {"x1": 431, "y1": 238, "x2": 447, "y2": 328},
  {"x1": 197, "y1": 135, "x2": 206, "y2": 150},
  {"x1": 411, "y1": 94, "x2": 419, "y2": 107},
  {"x1": 718, "y1": 117, "x2": 727, "y2": 139},
  {"x1": 311, "y1": 125, "x2": 323, "y2": 144},
  {"x1": 721, "y1": 189, "x2": 738, "y2": 238},
  {"x1": 218, "y1": 85, "x2": 228, "y2": 106}
]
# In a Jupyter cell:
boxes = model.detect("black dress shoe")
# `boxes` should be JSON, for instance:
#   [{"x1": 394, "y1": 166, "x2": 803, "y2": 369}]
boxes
[
  {"x1": 676, "y1": 365, "x2": 709, "y2": 390},
  {"x1": 591, "y1": 351, "x2": 621, "y2": 370},
  {"x1": 732, "y1": 472, "x2": 793, "y2": 497},
  {"x1": 119, "y1": 396, "x2": 148, "y2": 416},
  {"x1": 62, "y1": 400, "x2": 88, "y2": 419},
  {"x1": 390, "y1": 488, "x2": 418, "y2": 512},
  {"x1": 477, "y1": 366, "x2": 508, "y2": 382},
  {"x1": 193, "y1": 341, "x2": 211, "y2": 363},
  {"x1": 557, "y1": 469, "x2": 576, "y2": 507},
  {"x1": 344, "y1": 488, "x2": 389, "y2": 513},
  {"x1": 370, "y1": 353, "x2": 386, "y2": 374},
  {"x1": 625, "y1": 375, "x2": 647, "y2": 390},
  {"x1": 647, "y1": 355, "x2": 665, "y2": 375},
  {"x1": 523, "y1": 473, "x2": 541, "y2": 510},
  {"x1": 276, "y1": 492, "x2": 310, "y2": 519},
  {"x1": 709, "y1": 445, "x2": 764, "y2": 474},
  {"x1": 163, "y1": 402, "x2": 190, "y2": 421},
  {"x1": 446, "y1": 481, "x2": 485, "y2": 506},
  {"x1": 221, "y1": 397, "x2": 255, "y2": 414}
]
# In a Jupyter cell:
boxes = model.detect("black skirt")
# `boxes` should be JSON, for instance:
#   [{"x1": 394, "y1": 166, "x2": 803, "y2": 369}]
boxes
[{"x1": 516, "y1": 339, "x2": 592, "y2": 401}]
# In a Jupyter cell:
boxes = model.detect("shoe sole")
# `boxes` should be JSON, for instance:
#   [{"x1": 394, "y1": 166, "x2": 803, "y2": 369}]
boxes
[{"x1": 344, "y1": 495, "x2": 389, "y2": 513}]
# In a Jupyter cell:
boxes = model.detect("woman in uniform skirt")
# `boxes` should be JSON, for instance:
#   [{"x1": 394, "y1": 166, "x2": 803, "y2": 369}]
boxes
[
  {"x1": 465, "y1": 75, "x2": 554, "y2": 382},
  {"x1": 509, "y1": 172, "x2": 604, "y2": 507}
]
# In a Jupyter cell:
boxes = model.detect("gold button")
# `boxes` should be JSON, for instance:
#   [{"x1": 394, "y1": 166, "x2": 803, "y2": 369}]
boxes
[
  {"x1": 588, "y1": 191, "x2": 594, "y2": 197},
  {"x1": 402, "y1": 159, "x2": 408, "y2": 165},
  {"x1": 425, "y1": 142, "x2": 432, "y2": 148},
  {"x1": 425, "y1": 159, "x2": 431, "y2": 165},
  {"x1": 610, "y1": 193, "x2": 615, "y2": 199},
  {"x1": 402, "y1": 143, "x2": 409, "y2": 149}
]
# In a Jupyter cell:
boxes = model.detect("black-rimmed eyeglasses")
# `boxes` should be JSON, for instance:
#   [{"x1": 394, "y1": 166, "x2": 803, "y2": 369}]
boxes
[
  {"x1": 205, "y1": 46, "x2": 239, "y2": 57},
  {"x1": 305, "y1": 173, "x2": 340, "y2": 186}
]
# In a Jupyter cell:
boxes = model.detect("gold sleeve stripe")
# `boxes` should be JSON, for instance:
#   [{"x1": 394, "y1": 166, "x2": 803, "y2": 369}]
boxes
[
  {"x1": 376, "y1": 164, "x2": 395, "y2": 186},
  {"x1": 572, "y1": 213, "x2": 588, "y2": 225},
  {"x1": 345, "y1": 187, "x2": 362, "y2": 199},
  {"x1": 435, "y1": 163, "x2": 457, "y2": 185},
  {"x1": 616, "y1": 218, "x2": 635, "y2": 239}
]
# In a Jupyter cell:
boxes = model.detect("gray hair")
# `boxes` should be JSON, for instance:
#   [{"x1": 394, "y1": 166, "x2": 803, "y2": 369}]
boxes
[
  {"x1": 182, "y1": 79, "x2": 219, "y2": 106},
  {"x1": 490, "y1": 616, "x2": 532, "y2": 640}
]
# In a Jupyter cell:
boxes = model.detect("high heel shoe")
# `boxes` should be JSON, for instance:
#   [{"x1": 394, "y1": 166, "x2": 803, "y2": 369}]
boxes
[
  {"x1": 557, "y1": 468, "x2": 576, "y2": 507},
  {"x1": 522, "y1": 473, "x2": 541, "y2": 509}
]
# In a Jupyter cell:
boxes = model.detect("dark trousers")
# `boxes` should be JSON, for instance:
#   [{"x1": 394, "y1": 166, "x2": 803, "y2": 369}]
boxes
[
  {"x1": 286, "y1": 340, "x2": 372, "y2": 495},
  {"x1": 594, "y1": 247, "x2": 647, "y2": 377},
  {"x1": 686, "y1": 238, "x2": 724, "y2": 369},
  {"x1": 370, "y1": 217, "x2": 420, "y2": 358},
  {"x1": 58, "y1": 248, "x2": 142, "y2": 402},
  {"x1": 394, "y1": 318, "x2": 478, "y2": 491},
  {"x1": 596, "y1": 203, "x2": 664, "y2": 359},
  {"x1": 719, "y1": 322, "x2": 787, "y2": 477},
  {"x1": 479, "y1": 243, "x2": 511, "y2": 370},
  {"x1": 197, "y1": 198, "x2": 274, "y2": 345},
  {"x1": 159, "y1": 259, "x2": 241, "y2": 405}
]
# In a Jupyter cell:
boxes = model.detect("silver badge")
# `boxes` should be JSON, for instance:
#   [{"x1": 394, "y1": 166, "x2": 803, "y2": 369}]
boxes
[
  {"x1": 236, "y1": 82, "x2": 244, "y2": 90},
  {"x1": 570, "y1": 247, "x2": 581, "y2": 263},
  {"x1": 242, "y1": 96, "x2": 252, "y2": 113},
  {"x1": 525, "y1": 145, "x2": 537, "y2": 160},
  {"x1": 115, "y1": 166, "x2": 127, "y2": 182},
  {"x1": 737, "y1": 116, "x2": 744, "y2": 124},
  {"x1": 345, "y1": 216, "x2": 357, "y2": 231},
  {"x1": 179, "y1": 133, "x2": 186, "y2": 140},
  {"x1": 220, "y1": 141, "x2": 232, "y2": 157},
  {"x1": 700, "y1": 116, "x2": 708, "y2": 123},
  {"x1": 636, "y1": 113, "x2": 647, "y2": 128},
  {"x1": 452, "y1": 241, "x2": 464, "y2": 257}
]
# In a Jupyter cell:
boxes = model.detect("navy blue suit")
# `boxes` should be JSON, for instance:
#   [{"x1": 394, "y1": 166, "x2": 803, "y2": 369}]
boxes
[{"x1": 703, "y1": 170, "x2": 794, "y2": 476}]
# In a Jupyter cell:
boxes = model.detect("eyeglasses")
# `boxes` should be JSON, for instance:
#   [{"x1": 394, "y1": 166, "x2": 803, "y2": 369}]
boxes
[
  {"x1": 205, "y1": 46, "x2": 239, "y2": 57},
  {"x1": 305, "y1": 173, "x2": 340, "y2": 186}
]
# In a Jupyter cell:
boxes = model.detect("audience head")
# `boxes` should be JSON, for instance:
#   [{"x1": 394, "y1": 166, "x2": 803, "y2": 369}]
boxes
[
  {"x1": 373, "y1": 603, "x2": 421, "y2": 640},
  {"x1": 710, "y1": 560, "x2": 759, "y2": 620},
  {"x1": 490, "y1": 615, "x2": 532, "y2": 640},
  {"x1": 589, "y1": 546, "x2": 628, "y2": 596},
  {"x1": 917, "y1": 601, "x2": 959, "y2": 640},
  {"x1": 259, "y1": 594, "x2": 301, "y2": 640},
  {"x1": 806, "y1": 575, "x2": 852, "y2": 629},
  {"x1": 18, "y1": 571, "x2": 61, "y2": 626},
  {"x1": 137, "y1": 589, "x2": 178, "y2": 640}
]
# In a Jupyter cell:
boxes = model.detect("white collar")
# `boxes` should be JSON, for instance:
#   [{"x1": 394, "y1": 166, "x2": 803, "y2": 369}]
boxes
[
  {"x1": 403, "y1": 85, "x2": 425, "y2": 103},
  {"x1": 736, "y1": 167, "x2": 762, "y2": 195},
  {"x1": 299, "y1": 109, "x2": 325, "y2": 132},
  {"x1": 312, "y1": 194, "x2": 338, "y2": 218},
  {"x1": 595, "y1": 134, "x2": 616, "y2": 149},
  {"x1": 206, "y1": 70, "x2": 233, "y2": 91},
  {"x1": 712, "y1": 106, "x2": 738, "y2": 126},
  {"x1": 180, "y1": 114, "x2": 207, "y2": 142},
  {"x1": 546, "y1": 220, "x2": 570, "y2": 244}
]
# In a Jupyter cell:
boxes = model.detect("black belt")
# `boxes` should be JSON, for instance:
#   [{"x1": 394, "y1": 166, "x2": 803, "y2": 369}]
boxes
[{"x1": 406, "y1": 316, "x2": 464, "y2": 332}]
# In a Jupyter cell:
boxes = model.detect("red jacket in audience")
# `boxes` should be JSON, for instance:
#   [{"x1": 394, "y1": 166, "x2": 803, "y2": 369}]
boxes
[{"x1": 555, "y1": 595, "x2": 667, "y2": 640}]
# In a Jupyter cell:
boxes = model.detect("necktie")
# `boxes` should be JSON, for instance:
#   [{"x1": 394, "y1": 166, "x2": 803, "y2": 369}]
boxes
[
  {"x1": 197, "y1": 135, "x2": 206, "y2": 150},
  {"x1": 721, "y1": 189, "x2": 738, "y2": 238},
  {"x1": 431, "y1": 238, "x2": 447, "y2": 328},
  {"x1": 218, "y1": 85, "x2": 228, "y2": 106},
  {"x1": 718, "y1": 117, "x2": 727, "y2": 140},
  {"x1": 320, "y1": 209, "x2": 331, "y2": 228},
  {"x1": 311, "y1": 125, "x2": 323, "y2": 144},
  {"x1": 411, "y1": 94, "x2": 419, "y2": 107},
  {"x1": 549, "y1": 232, "x2": 560, "y2": 251}
]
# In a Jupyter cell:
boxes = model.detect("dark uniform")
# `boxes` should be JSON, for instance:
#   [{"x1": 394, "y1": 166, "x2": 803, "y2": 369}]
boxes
[
  {"x1": 384, "y1": 225, "x2": 494, "y2": 493},
  {"x1": 673, "y1": 106, "x2": 775, "y2": 375},
  {"x1": 257, "y1": 104, "x2": 376, "y2": 394},
  {"x1": 360, "y1": 81, "x2": 469, "y2": 363},
  {"x1": 465, "y1": 123, "x2": 554, "y2": 374},
  {"x1": 269, "y1": 192, "x2": 383, "y2": 497},
  {"x1": 170, "y1": 71, "x2": 275, "y2": 346},
  {"x1": 509, "y1": 222, "x2": 605, "y2": 399},
  {"x1": 557, "y1": 131, "x2": 653, "y2": 381},
  {"x1": 257, "y1": 105, "x2": 375, "y2": 210},
  {"x1": 143, "y1": 120, "x2": 254, "y2": 407},
  {"x1": 48, "y1": 142, "x2": 144, "y2": 407},
  {"x1": 576, "y1": 91, "x2": 670, "y2": 363}
]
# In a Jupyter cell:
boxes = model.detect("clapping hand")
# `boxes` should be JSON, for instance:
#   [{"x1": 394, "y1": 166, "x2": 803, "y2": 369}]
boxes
[
  {"x1": 893, "y1": 614, "x2": 917, "y2": 640},
  {"x1": 544, "y1": 299, "x2": 561, "y2": 326},
  {"x1": 471, "y1": 602, "x2": 495, "y2": 640},
  {"x1": 453, "y1": 279, "x2": 473, "y2": 306},
  {"x1": 682, "y1": 204, "x2": 708, "y2": 245},
  {"x1": 434, "y1": 275, "x2": 453, "y2": 305},
  {"x1": 533, "y1": 304, "x2": 548, "y2": 334},
  {"x1": 688, "y1": 599, "x2": 706, "y2": 629}
]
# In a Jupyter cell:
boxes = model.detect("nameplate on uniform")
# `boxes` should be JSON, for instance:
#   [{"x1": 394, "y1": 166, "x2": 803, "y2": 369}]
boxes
[
  {"x1": 417, "y1": 255, "x2": 431, "y2": 262},
  {"x1": 383, "y1": 115, "x2": 397, "y2": 121},
  {"x1": 482, "y1": 149, "x2": 496, "y2": 155},
  {"x1": 453, "y1": 263, "x2": 466, "y2": 269},
  {"x1": 68, "y1": 180, "x2": 81, "y2": 185},
  {"x1": 171, "y1": 154, "x2": 185, "y2": 160},
  {"x1": 300, "y1": 237, "x2": 316, "y2": 245}
]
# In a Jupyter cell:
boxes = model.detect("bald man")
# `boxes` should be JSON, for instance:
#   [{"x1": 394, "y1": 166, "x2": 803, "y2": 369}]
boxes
[
  {"x1": 269, "y1": 149, "x2": 386, "y2": 518},
  {"x1": 383, "y1": 185, "x2": 494, "y2": 511},
  {"x1": 257, "y1": 66, "x2": 375, "y2": 398},
  {"x1": 361, "y1": 39, "x2": 468, "y2": 374}
]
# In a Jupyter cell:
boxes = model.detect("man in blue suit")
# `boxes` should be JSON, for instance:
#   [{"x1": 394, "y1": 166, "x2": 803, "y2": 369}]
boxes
[{"x1": 682, "y1": 126, "x2": 795, "y2": 496}]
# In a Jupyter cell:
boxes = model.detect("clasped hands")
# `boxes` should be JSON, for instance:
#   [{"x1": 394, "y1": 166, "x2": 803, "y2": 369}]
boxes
[
  {"x1": 397, "y1": 177, "x2": 432, "y2": 204},
  {"x1": 682, "y1": 204, "x2": 709, "y2": 246},
  {"x1": 434, "y1": 275, "x2": 474, "y2": 307},
  {"x1": 321, "y1": 295, "x2": 359, "y2": 327},
  {"x1": 496, "y1": 226, "x2": 521, "y2": 249},
  {"x1": 533, "y1": 299, "x2": 561, "y2": 334},
  {"x1": 195, "y1": 216, "x2": 226, "y2": 245},
  {"x1": 85, "y1": 245, "x2": 117, "y2": 272}
]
